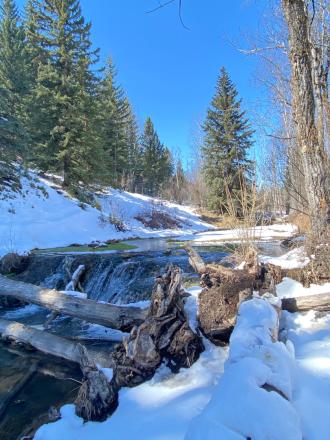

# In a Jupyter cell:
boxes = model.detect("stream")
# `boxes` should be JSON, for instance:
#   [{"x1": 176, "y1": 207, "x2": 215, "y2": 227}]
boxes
[{"x1": 0, "y1": 239, "x2": 286, "y2": 439}]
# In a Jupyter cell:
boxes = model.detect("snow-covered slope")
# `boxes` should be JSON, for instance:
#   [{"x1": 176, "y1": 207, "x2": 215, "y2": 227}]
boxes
[{"x1": 0, "y1": 172, "x2": 212, "y2": 256}]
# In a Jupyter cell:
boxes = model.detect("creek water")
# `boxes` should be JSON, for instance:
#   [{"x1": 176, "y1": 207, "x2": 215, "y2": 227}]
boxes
[{"x1": 0, "y1": 239, "x2": 286, "y2": 439}]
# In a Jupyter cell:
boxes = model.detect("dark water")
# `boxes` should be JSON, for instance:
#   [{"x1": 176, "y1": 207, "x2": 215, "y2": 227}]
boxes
[{"x1": 0, "y1": 343, "x2": 81, "y2": 440}]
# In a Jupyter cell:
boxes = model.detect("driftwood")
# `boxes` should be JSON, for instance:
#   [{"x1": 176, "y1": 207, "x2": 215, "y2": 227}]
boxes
[
  {"x1": 76, "y1": 265, "x2": 204, "y2": 421},
  {"x1": 184, "y1": 245, "x2": 206, "y2": 274},
  {"x1": 282, "y1": 292, "x2": 330, "y2": 313},
  {"x1": 75, "y1": 345, "x2": 118, "y2": 422},
  {"x1": 0, "y1": 274, "x2": 147, "y2": 332},
  {"x1": 44, "y1": 264, "x2": 86, "y2": 329},
  {"x1": 65, "y1": 264, "x2": 85, "y2": 292},
  {"x1": 0, "y1": 318, "x2": 112, "y2": 368},
  {"x1": 111, "y1": 266, "x2": 204, "y2": 387}
]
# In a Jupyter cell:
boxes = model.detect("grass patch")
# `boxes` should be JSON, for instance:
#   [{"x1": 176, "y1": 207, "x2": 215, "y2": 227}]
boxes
[{"x1": 33, "y1": 242, "x2": 137, "y2": 254}]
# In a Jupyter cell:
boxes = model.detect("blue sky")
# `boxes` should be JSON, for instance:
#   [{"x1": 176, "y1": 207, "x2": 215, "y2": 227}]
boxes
[{"x1": 18, "y1": 0, "x2": 269, "y2": 165}]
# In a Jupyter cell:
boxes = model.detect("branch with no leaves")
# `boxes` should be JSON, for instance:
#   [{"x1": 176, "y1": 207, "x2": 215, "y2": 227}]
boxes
[{"x1": 146, "y1": 0, "x2": 190, "y2": 30}]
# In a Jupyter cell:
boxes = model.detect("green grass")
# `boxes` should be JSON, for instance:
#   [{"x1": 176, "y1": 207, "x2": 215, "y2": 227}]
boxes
[{"x1": 33, "y1": 242, "x2": 137, "y2": 254}]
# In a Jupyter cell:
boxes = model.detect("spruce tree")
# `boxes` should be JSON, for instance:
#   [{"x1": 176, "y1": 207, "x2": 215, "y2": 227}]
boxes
[
  {"x1": 123, "y1": 102, "x2": 143, "y2": 192},
  {"x1": 140, "y1": 117, "x2": 173, "y2": 197},
  {"x1": 202, "y1": 67, "x2": 254, "y2": 214},
  {"x1": 97, "y1": 58, "x2": 130, "y2": 187},
  {"x1": 0, "y1": 0, "x2": 28, "y2": 166},
  {"x1": 25, "y1": 0, "x2": 101, "y2": 187}
]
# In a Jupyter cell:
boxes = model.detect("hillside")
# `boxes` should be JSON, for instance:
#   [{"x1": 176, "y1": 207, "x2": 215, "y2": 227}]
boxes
[{"x1": 0, "y1": 172, "x2": 212, "y2": 256}]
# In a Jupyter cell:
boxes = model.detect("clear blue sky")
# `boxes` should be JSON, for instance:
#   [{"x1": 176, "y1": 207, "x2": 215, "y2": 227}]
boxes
[{"x1": 17, "y1": 0, "x2": 269, "y2": 165}]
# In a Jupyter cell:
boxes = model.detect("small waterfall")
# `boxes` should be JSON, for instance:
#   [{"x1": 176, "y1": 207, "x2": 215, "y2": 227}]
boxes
[{"x1": 14, "y1": 248, "x2": 229, "y2": 305}]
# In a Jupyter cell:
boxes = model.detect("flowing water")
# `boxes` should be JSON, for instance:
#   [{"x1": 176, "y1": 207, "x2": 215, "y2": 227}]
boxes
[{"x1": 0, "y1": 239, "x2": 287, "y2": 439}]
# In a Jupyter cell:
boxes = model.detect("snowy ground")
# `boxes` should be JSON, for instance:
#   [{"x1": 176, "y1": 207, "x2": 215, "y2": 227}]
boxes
[
  {"x1": 33, "y1": 248, "x2": 330, "y2": 439},
  {"x1": 179, "y1": 223, "x2": 298, "y2": 244},
  {"x1": 0, "y1": 172, "x2": 212, "y2": 256}
]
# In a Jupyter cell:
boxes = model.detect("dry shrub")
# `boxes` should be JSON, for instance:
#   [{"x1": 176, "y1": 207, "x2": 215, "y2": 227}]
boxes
[
  {"x1": 287, "y1": 212, "x2": 311, "y2": 234},
  {"x1": 135, "y1": 210, "x2": 181, "y2": 229}
]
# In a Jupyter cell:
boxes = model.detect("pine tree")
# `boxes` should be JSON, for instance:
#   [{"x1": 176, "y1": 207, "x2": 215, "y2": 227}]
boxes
[
  {"x1": 25, "y1": 0, "x2": 101, "y2": 187},
  {"x1": 123, "y1": 102, "x2": 143, "y2": 192},
  {"x1": 97, "y1": 58, "x2": 130, "y2": 187},
  {"x1": 140, "y1": 117, "x2": 173, "y2": 197},
  {"x1": 0, "y1": 0, "x2": 28, "y2": 166},
  {"x1": 202, "y1": 67, "x2": 254, "y2": 214}
]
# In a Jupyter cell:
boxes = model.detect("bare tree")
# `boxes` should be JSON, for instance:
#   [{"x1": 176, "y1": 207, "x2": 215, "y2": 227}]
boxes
[{"x1": 282, "y1": 0, "x2": 330, "y2": 237}]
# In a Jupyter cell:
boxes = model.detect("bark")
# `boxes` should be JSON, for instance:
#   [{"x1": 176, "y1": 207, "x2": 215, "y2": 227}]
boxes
[
  {"x1": 282, "y1": 0, "x2": 330, "y2": 234},
  {"x1": 282, "y1": 292, "x2": 330, "y2": 312},
  {"x1": 0, "y1": 317, "x2": 112, "y2": 368},
  {"x1": 111, "y1": 266, "x2": 204, "y2": 387},
  {"x1": 184, "y1": 245, "x2": 206, "y2": 274},
  {"x1": 0, "y1": 274, "x2": 147, "y2": 332},
  {"x1": 75, "y1": 345, "x2": 118, "y2": 422}
]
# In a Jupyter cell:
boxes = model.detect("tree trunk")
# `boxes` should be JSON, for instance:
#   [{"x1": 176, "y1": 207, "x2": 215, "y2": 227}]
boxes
[
  {"x1": 282, "y1": 291, "x2": 330, "y2": 312},
  {"x1": 0, "y1": 275, "x2": 147, "y2": 332},
  {"x1": 0, "y1": 318, "x2": 112, "y2": 368},
  {"x1": 282, "y1": 0, "x2": 330, "y2": 235}
]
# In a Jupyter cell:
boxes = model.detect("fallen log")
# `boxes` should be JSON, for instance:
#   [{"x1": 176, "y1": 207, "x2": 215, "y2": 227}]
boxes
[
  {"x1": 0, "y1": 318, "x2": 112, "y2": 368},
  {"x1": 282, "y1": 292, "x2": 330, "y2": 313},
  {"x1": 0, "y1": 274, "x2": 147, "y2": 332},
  {"x1": 184, "y1": 245, "x2": 206, "y2": 274}
]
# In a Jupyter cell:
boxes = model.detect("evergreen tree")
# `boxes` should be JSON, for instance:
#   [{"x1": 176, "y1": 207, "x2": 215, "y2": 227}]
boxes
[
  {"x1": 25, "y1": 0, "x2": 101, "y2": 187},
  {"x1": 97, "y1": 58, "x2": 130, "y2": 187},
  {"x1": 0, "y1": 0, "x2": 28, "y2": 165},
  {"x1": 123, "y1": 102, "x2": 143, "y2": 192},
  {"x1": 202, "y1": 67, "x2": 254, "y2": 213},
  {"x1": 140, "y1": 117, "x2": 173, "y2": 196}
]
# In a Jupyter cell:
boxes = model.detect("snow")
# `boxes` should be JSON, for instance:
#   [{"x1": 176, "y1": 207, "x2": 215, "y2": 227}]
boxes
[
  {"x1": 0, "y1": 172, "x2": 212, "y2": 256},
  {"x1": 79, "y1": 323, "x2": 129, "y2": 342},
  {"x1": 277, "y1": 277, "x2": 330, "y2": 299},
  {"x1": 61, "y1": 290, "x2": 87, "y2": 299},
  {"x1": 185, "y1": 296, "x2": 301, "y2": 440},
  {"x1": 179, "y1": 223, "x2": 297, "y2": 244},
  {"x1": 260, "y1": 247, "x2": 310, "y2": 269},
  {"x1": 283, "y1": 310, "x2": 330, "y2": 439}
]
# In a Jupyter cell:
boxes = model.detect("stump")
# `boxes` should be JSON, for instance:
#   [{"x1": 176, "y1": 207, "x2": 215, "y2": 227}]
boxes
[
  {"x1": 75, "y1": 345, "x2": 118, "y2": 422},
  {"x1": 111, "y1": 265, "x2": 204, "y2": 388}
]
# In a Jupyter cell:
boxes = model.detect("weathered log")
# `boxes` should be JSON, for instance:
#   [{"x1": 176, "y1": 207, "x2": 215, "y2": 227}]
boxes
[
  {"x1": 65, "y1": 264, "x2": 85, "y2": 291},
  {"x1": 0, "y1": 274, "x2": 147, "y2": 332},
  {"x1": 0, "y1": 318, "x2": 112, "y2": 368},
  {"x1": 75, "y1": 345, "x2": 118, "y2": 422},
  {"x1": 111, "y1": 266, "x2": 204, "y2": 388},
  {"x1": 44, "y1": 264, "x2": 86, "y2": 329},
  {"x1": 282, "y1": 292, "x2": 330, "y2": 313},
  {"x1": 184, "y1": 245, "x2": 206, "y2": 274}
]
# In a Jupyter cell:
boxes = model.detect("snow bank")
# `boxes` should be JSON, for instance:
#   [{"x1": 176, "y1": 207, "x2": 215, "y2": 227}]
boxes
[
  {"x1": 179, "y1": 223, "x2": 297, "y2": 244},
  {"x1": 260, "y1": 247, "x2": 310, "y2": 269},
  {"x1": 185, "y1": 296, "x2": 302, "y2": 440},
  {"x1": 283, "y1": 310, "x2": 330, "y2": 439},
  {"x1": 0, "y1": 172, "x2": 212, "y2": 256},
  {"x1": 277, "y1": 277, "x2": 330, "y2": 299}
]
